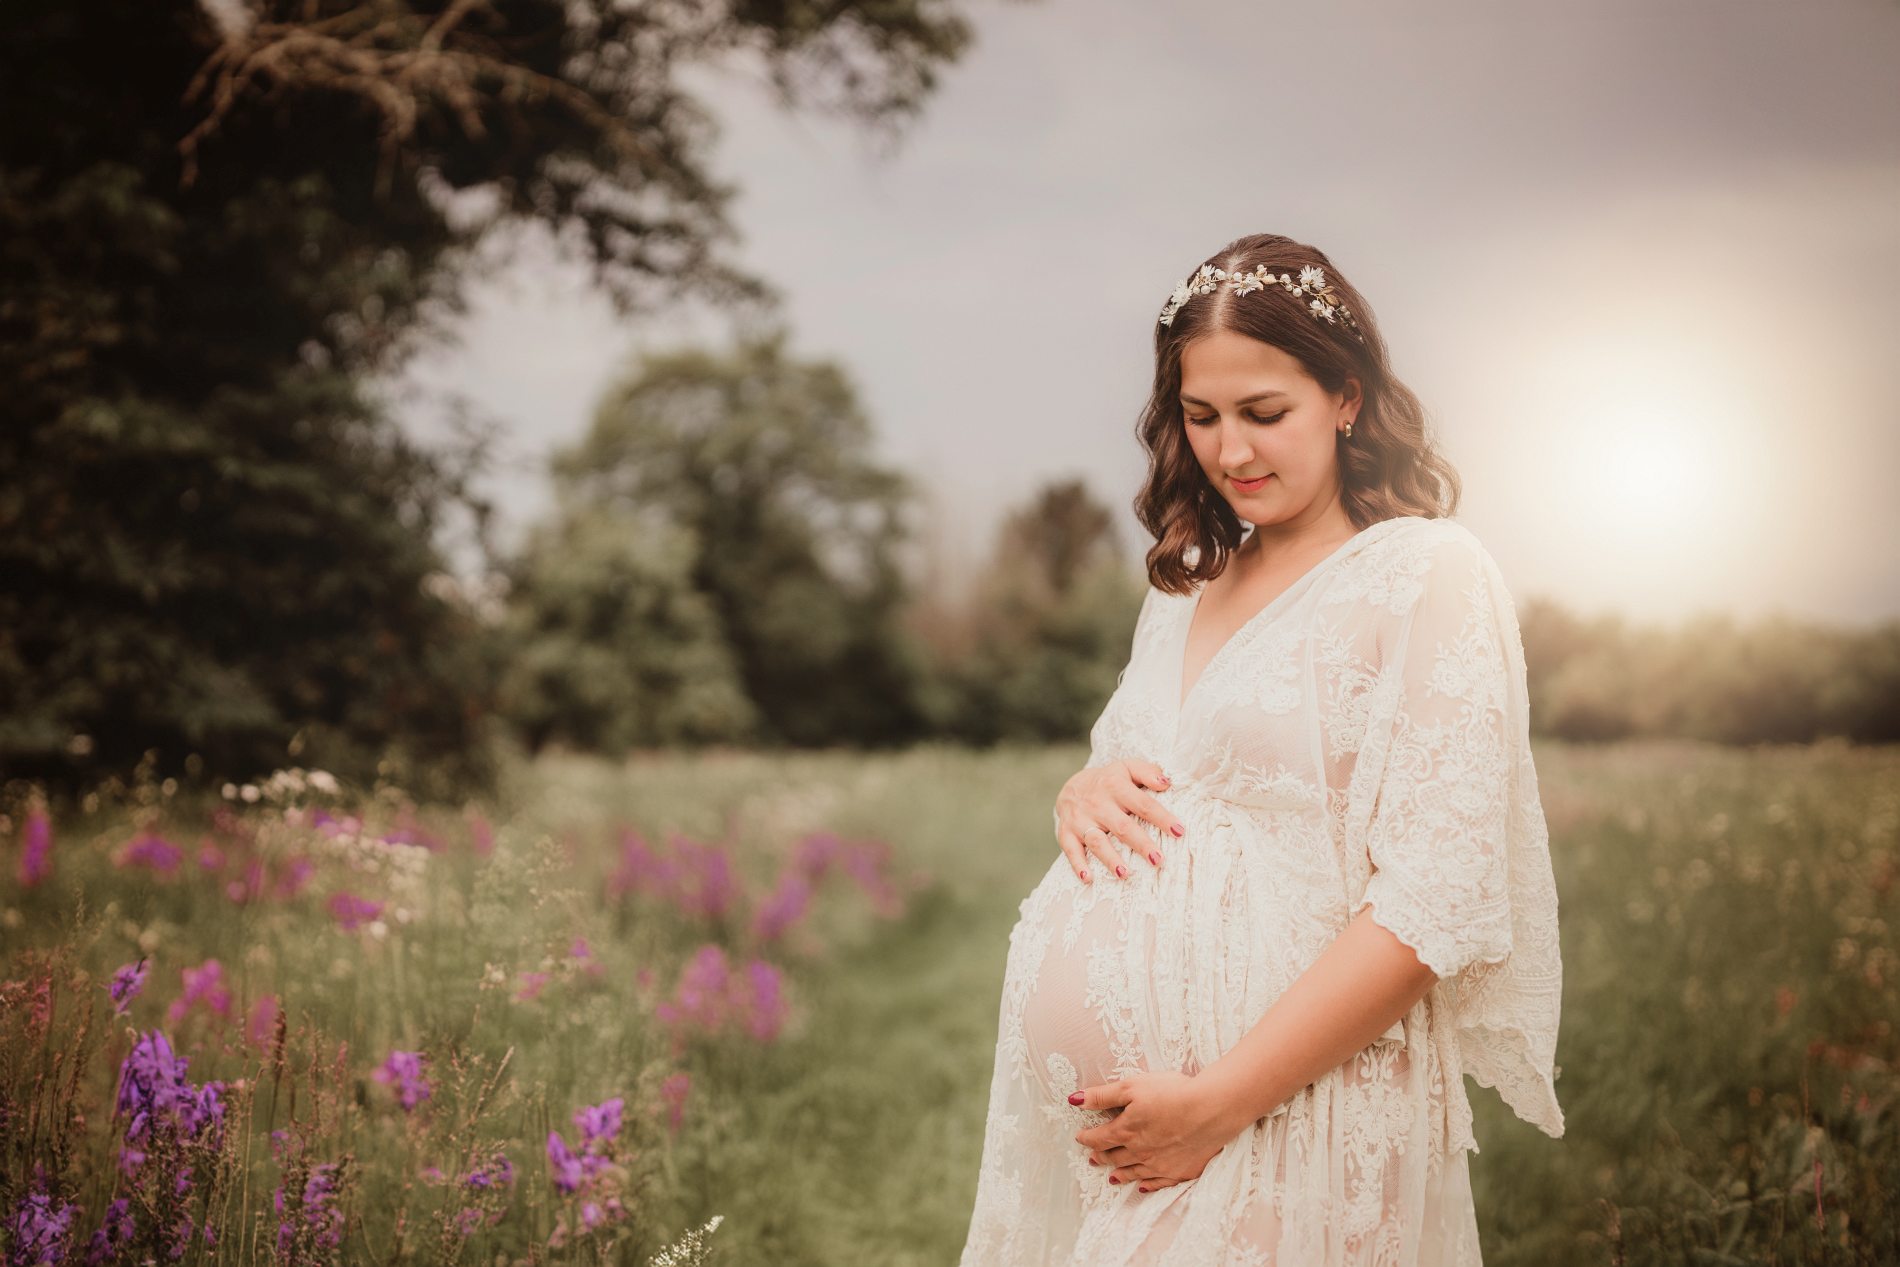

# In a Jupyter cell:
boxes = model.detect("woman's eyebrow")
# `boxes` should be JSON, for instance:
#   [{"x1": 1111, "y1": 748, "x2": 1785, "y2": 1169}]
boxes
[{"x1": 1179, "y1": 390, "x2": 1289, "y2": 406}]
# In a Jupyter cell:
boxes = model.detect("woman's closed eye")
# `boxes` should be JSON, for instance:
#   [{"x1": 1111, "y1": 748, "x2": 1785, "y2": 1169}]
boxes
[{"x1": 1185, "y1": 411, "x2": 1287, "y2": 427}]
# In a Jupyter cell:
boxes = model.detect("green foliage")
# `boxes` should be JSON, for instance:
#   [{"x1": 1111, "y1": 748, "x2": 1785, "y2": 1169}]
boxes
[
  {"x1": 497, "y1": 508, "x2": 759, "y2": 752},
  {"x1": 510, "y1": 329, "x2": 934, "y2": 748},
  {"x1": 1520, "y1": 600, "x2": 1900, "y2": 745},
  {"x1": 1478, "y1": 740, "x2": 1900, "y2": 1266},
  {"x1": 921, "y1": 479, "x2": 1147, "y2": 744},
  {"x1": 0, "y1": 0, "x2": 982, "y2": 792}
]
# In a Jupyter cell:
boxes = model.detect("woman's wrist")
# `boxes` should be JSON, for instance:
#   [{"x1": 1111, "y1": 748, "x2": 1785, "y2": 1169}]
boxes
[{"x1": 1194, "y1": 1059, "x2": 1266, "y2": 1138}]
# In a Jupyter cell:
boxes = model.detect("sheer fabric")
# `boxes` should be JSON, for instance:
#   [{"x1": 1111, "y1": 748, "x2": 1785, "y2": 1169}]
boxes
[{"x1": 958, "y1": 515, "x2": 1564, "y2": 1266}]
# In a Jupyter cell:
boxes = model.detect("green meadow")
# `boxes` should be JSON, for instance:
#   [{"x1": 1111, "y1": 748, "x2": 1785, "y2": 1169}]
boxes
[{"x1": 3, "y1": 739, "x2": 1896, "y2": 1264}]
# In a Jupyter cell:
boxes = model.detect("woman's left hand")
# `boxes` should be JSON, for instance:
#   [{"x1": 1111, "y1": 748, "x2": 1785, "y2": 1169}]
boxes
[{"x1": 1069, "y1": 1070, "x2": 1239, "y2": 1193}]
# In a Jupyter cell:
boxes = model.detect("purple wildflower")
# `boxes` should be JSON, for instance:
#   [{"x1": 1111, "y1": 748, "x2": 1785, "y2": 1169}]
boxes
[
  {"x1": 785, "y1": 832, "x2": 905, "y2": 916},
  {"x1": 273, "y1": 1161, "x2": 344, "y2": 1255},
  {"x1": 245, "y1": 995, "x2": 280, "y2": 1050},
  {"x1": 544, "y1": 1131, "x2": 586, "y2": 1195},
  {"x1": 840, "y1": 838, "x2": 905, "y2": 916},
  {"x1": 271, "y1": 856, "x2": 315, "y2": 901},
  {"x1": 606, "y1": 828, "x2": 679, "y2": 902},
  {"x1": 571, "y1": 1097, "x2": 623, "y2": 1147},
  {"x1": 793, "y1": 831, "x2": 844, "y2": 877},
  {"x1": 655, "y1": 945, "x2": 731, "y2": 1034},
  {"x1": 463, "y1": 1153, "x2": 514, "y2": 1190},
  {"x1": 750, "y1": 869, "x2": 815, "y2": 942},
  {"x1": 605, "y1": 829, "x2": 742, "y2": 920},
  {"x1": 84, "y1": 1196, "x2": 135, "y2": 1265},
  {"x1": 114, "y1": 1030, "x2": 228, "y2": 1159},
  {"x1": 659, "y1": 1072, "x2": 691, "y2": 1137},
  {"x1": 370, "y1": 1050, "x2": 431, "y2": 1111},
  {"x1": 326, "y1": 892, "x2": 383, "y2": 931},
  {"x1": 545, "y1": 1128, "x2": 610, "y2": 1196},
  {"x1": 304, "y1": 1166, "x2": 343, "y2": 1248},
  {"x1": 119, "y1": 830, "x2": 184, "y2": 874},
  {"x1": 567, "y1": 937, "x2": 604, "y2": 978},
  {"x1": 108, "y1": 959, "x2": 150, "y2": 1017},
  {"x1": 311, "y1": 810, "x2": 362, "y2": 839},
  {"x1": 672, "y1": 834, "x2": 740, "y2": 919},
  {"x1": 165, "y1": 959, "x2": 232, "y2": 1026},
  {"x1": 741, "y1": 959, "x2": 789, "y2": 1042},
  {"x1": 7, "y1": 1173, "x2": 79, "y2": 1265},
  {"x1": 378, "y1": 807, "x2": 444, "y2": 851},
  {"x1": 17, "y1": 808, "x2": 53, "y2": 888},
  {"x1": 654, "y1": 946, "x2": 791, "y2": 1045}
]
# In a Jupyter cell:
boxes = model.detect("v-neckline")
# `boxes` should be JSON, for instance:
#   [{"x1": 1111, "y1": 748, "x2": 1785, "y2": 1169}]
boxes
[{"x1": 1173, "y1": 517, "x2": 1405, "y2": 717}]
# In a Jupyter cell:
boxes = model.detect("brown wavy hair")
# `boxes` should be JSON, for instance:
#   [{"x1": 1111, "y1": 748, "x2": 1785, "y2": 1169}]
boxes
[{"x1": 1135, "y1": 232, "x2": 1461, "y2": 595}]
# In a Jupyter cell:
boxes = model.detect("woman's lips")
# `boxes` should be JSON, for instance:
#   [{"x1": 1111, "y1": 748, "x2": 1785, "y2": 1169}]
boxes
[{"x1": 1229, "y1": 473, "x2": 1271, "y2": 492}]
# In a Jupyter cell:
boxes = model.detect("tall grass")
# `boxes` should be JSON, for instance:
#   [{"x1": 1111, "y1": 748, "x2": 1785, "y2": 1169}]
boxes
[{"x1": 4, "y1": 739, "x2": 1896, "y2": 1264}]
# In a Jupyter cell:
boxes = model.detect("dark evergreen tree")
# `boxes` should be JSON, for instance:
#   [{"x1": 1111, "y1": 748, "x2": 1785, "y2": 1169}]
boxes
[{"x1": 0, "y1": 0, "x2": 979, "y2": 790}]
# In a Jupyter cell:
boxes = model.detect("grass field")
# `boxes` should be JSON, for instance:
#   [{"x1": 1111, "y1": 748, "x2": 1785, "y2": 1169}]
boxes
[{"x1": 3, "y1": 739, "x2": 1896, "y2": 1264}]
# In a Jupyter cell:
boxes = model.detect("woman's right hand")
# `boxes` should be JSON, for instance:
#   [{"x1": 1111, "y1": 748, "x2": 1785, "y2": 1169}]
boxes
[{"x1": 1053, "y1": 759, "x2": 1186, "y2": 884}]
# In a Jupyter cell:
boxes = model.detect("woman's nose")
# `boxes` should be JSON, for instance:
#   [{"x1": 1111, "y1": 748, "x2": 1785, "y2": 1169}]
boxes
[{"x1": 1219, "y1": 430, "x2": 1254, "y2": 468}]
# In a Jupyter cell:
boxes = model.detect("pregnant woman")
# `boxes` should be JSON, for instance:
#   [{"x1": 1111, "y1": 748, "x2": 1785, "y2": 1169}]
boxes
[{"x1": 957, "y1": 233, "x2": 1566, "y2": 1266}]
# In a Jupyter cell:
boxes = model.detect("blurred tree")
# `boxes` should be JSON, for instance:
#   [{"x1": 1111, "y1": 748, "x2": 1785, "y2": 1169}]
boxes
[
  {"x1": 535, "y1": 329, "x2": 931, "y2": 747},
  {"x1": 495, "y1": 508, "x2": 759, "y2": 754},
  {"x1": 928, "y1": 478, "x2": 1144, "y2": 744},
  {"x1": 1518, "y1": 598, "x2": 1900, "y2": 746},
  {"x1": 0, "y1": 0, "x2": 981, "y2": 790}
]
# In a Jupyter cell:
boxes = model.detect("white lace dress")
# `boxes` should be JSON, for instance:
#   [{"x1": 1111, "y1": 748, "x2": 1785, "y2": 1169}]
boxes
[{"x1": 958, "y1": 515, "x2": 1565, "y2": 1267}]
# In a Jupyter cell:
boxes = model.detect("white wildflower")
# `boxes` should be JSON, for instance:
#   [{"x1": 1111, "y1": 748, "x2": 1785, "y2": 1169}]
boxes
[{"x1": 648, "y1": 1215, "x2": 726, "y2": 1267}]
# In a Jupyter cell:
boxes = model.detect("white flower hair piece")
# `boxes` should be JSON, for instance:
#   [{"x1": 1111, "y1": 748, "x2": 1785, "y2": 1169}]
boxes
[{"x1": 1157, "y1": 262, "x2": 1365, "y2": 342}]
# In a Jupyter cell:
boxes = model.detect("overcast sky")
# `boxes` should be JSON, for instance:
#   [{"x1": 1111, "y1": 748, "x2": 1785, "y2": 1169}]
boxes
[{"x1": 398, "y1": 0, "x2": 1900, "y2": 626}]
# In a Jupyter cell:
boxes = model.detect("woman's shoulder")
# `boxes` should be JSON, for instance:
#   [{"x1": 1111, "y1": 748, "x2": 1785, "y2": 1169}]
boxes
[
  {"x1": 1366, "y1": 514, "x2": 1504, "y2": 573},
  {"x1": 1325, "y1": 515, "x2": 1498, "y2": 615},
  {"x1": 1368, "y1": 513, "x2": 1485, "y2": 554}
]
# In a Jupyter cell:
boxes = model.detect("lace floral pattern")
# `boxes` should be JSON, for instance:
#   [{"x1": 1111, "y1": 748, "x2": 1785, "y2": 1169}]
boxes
[{"x1": 960, "y1": 516, "x2": 1563, "y2": 1266}]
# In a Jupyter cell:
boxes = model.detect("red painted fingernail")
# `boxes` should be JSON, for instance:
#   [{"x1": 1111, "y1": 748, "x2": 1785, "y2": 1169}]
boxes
[
  {"x1": 1115, "y1": 865, "x2": 1126, "y2": 878},
  {"x1": 1138, "y1": 1186, "x2": 1152, "y2": 1193},
  {"x1": 1148, "y1": 853, "x2": 1160, "y2": 866},
  {"x1": 1068, "y1": 1092, "x2": 1085, "y2": 1105},
  {"x1": 1108, "y1": 1176, "x2": 1121, "y2": 1185},
  {"x1": 1087, "y1": 1158, "x2": 1099, "y2": 1166},
  {"x1": 1079, "y1": 869, "x2": 1089, "y2": 883},
  {"x1": 1170, "y1": 824, "x2": 1184, "y2": 837}
]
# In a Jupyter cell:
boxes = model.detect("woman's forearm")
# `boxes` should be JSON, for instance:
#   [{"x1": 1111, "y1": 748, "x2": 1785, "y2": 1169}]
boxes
[{"x1": 1197, "y1": 905, "x2": 1441, "y2": 1135}]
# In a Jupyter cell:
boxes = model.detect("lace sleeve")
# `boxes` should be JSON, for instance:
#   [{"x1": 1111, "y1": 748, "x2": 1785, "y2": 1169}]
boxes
[{"x1": 1350, "y1": 526, "x2": 1566, "y2": 1139}]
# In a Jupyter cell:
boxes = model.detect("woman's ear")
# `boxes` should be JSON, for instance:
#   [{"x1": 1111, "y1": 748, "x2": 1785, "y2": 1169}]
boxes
[{"x1": 1340, "y1": 374, "x2": 1364, "y2": 420}]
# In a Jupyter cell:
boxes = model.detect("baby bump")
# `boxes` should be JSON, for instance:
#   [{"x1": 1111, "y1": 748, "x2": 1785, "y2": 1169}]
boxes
[
  {"x1": 1013, "y1": 866, "x2": 1163, "y2": 1106},
  {"x1": 1010, "y1": 835, "x2": 1269, "y2": 1103},
  {"x1": 1009, "y1": 802, "x2": 1366, "y2": 1106}
]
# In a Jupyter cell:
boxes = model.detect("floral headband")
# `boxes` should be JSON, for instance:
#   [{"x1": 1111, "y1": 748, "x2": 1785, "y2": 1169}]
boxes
[{"x1": 1157, "y1": 262, "x2": 1364, "y2": 343}]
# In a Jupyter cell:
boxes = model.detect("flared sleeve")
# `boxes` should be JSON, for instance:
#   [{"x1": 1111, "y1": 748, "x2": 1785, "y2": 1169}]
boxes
[{"x1": 1347, "y1": 523, "x2": 1566, "y2": 1139}]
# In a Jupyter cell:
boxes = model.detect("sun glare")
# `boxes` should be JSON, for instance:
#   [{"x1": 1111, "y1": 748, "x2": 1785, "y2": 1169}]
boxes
[
  {"x1": 1587, "y1": 402, "x2": 1718, "y2": 534},
  {"x1": 1519, "y1": 321, "x2": 1773, "y2": 615}
]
